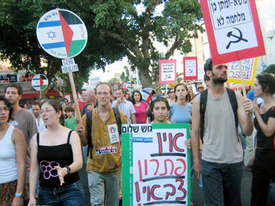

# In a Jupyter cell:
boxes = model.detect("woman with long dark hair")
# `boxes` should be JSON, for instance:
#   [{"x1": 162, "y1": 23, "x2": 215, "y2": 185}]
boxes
[
  {"x1": 132, "y1": 90, "x2": 149, "y2": 123},
  {"x1": 0, "y1": 96, "x2": 26, "y2": 206},
  {"x1": 169, "y1": 83, "x2": 192, "y2": 124},
  {"x1": 251, "y1": 73, "x2": 275, "y2": 206},
  {"x1": 28, "y1": 99, "x2": 83, "y2": 206}
]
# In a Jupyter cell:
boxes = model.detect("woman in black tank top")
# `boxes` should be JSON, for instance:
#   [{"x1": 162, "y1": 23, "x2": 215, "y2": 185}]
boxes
[
  {"x1": 251, "y1": 74, "x2": 275, "y2": 206},
  {"x1": 28, "y1": 99, "x2": 84, "y2": 206}
]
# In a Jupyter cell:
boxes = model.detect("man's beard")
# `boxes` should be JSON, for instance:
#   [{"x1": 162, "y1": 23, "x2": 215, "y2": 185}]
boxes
[
  {"x1": 213, "y1": 77, "x2": 227, "y2": 84},
  {"x1": 212, "y1": 71, "x2": 227, "y2": 85}
]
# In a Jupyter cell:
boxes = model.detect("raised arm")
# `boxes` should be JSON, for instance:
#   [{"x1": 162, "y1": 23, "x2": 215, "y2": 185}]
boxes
[
  {"x1": 75, "y1": 115, "x2": 88, "y2": 146},
  {"x1": 253, "y1": 101, "x2": 275, "y2": 137},
  {"x1": 237, "y1": 93, "x2": 254, "y2": 136}
]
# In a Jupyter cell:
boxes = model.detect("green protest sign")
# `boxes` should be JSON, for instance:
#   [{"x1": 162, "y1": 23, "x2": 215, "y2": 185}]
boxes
[{"x1": 122, "y1": 123, "x2": 191, "y2": 206}]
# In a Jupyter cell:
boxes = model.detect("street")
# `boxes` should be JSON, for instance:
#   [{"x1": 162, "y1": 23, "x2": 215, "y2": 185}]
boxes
[{"x1": 79, "y1": 164, "x2": 253, "y2": 206}]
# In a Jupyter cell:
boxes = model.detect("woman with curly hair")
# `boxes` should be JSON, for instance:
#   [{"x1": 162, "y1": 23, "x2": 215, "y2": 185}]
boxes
[{"x1": 251, "y1": 73, "x2": 275, "y2": 206}]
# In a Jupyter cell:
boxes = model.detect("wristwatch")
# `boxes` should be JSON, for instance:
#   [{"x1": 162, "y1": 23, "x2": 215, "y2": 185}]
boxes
[
  {"x1": 65, "y1": 165, "x2": 71, "y2": 175},
  {"x1": 15, "y1": 193, "x2": 24, "y2": 198}
]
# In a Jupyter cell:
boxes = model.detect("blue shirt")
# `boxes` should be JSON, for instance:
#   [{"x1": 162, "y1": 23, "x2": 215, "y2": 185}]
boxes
[
  {"x1": 169, "y1": 103, "x2": 192, "y2": 123},
  {"x1": 112, "y1": 99, "x2": 136, "y2": 123}
]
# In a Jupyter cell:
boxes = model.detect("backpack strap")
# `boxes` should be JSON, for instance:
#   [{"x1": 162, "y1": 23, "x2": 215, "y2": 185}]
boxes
[
  {"x1": 226, "y1": 88, "x2": 238, "y2": 133},
  {"x1": 86, "y1": 110, "x2": 93, "y2": 158},
  {"x1": 200, "y1": 89, "x2": 208, "y2": 143},
  {"x1": 67, "y1": 130, "x2": 73, "y2": 144},
  {"x1": 37, "y1": 133, "x2": 40, "y2": 146},
  {"x1": 112, "y1": 108, "x2": 122, "y2": 135}
]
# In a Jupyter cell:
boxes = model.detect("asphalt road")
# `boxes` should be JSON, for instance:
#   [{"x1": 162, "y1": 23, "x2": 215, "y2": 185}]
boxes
[{"x1": 79, "y1": 164, "x2": 254, "y2": 206}]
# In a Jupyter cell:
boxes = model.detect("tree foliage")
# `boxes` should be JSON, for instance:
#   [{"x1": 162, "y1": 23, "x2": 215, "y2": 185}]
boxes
[
  {"x1": 263, "y1": 64, "x2": 275, "y2": 74},
  {"x1": 0, "y1": 0, "x2": 203, "y2": 89}
]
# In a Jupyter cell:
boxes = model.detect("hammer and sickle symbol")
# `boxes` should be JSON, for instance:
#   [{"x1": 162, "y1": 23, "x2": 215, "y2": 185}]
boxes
[{"x1": 226, "y1": 27, "x2": 248, "y2": 49}]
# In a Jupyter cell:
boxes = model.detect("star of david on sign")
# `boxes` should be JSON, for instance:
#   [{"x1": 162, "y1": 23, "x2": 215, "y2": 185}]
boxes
[{"x1": 47, "y1": 30, "x2": 56, "y2": 40}]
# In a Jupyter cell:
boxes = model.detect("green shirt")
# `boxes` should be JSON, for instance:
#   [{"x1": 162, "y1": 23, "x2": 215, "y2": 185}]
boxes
[{"x1": 65, "y1": 117, "x2": 77, "y2": 130}]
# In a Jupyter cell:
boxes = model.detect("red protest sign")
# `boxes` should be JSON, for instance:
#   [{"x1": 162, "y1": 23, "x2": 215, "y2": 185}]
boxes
[
  {"x1": 183, "y1": 57, "x2": 198, "y2": 80},
  {"x1": 122, "y1": 81, "x2": 127, "y2": 90},
  {"x1": 64, "y1": 93, "x2": 72, "y2": 103},
  {"x1": 201, "y1": 0, "x2": 265, "y2": 65},
  {"x1": 159, "y1": 59, "x2": 177, "y2": 84}
]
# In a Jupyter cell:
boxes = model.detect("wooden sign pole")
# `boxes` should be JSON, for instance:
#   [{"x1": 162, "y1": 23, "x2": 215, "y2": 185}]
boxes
[
  {"x1": 238, "y1": 60, "x2": 247, "y2": 98},
  {"x1": 68, "y1": 72, "x2": 82, "y2": 125}
]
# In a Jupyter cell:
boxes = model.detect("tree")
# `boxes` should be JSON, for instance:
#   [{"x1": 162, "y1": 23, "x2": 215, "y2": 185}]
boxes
[
  {"x1": 89, "y1": 0, "x2": 203, "y2": 88},
  {"x1": 263, "y1": 64, "x2": 275, "y2": 74},
  {"x1": 120, "y1": 66, "x2": 130, "y2": 81},
  {"x1": 0, "y1": 0, "x2": 203, "y2": 89}
]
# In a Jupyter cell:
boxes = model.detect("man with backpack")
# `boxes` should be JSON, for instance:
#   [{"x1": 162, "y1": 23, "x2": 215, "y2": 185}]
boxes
[
  {"x1": 191, "y1": 58, "x2": 254, "y2": 206},
  {"x1": 76, "y1": 82, "x2": 128, "y2": 206}
]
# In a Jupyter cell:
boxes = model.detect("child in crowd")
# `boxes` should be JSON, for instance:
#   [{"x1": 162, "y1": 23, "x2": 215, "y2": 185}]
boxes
[{"x1": 65, "y1": 106, "x2": 77, "y2": 130}]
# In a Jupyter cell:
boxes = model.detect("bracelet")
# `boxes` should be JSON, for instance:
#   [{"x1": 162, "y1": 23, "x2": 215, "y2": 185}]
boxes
[
  {"x1": 65, "y1": 165, "x2": 71, "y2": 175},
  {"x1": 15, "y1": 193, "x2": 24, "y2": 198}
]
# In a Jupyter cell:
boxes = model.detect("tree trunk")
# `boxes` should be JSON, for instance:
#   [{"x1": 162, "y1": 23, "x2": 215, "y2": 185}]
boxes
[{"x1": 137, "y1": 66, "x2": 153, "y2": 88}]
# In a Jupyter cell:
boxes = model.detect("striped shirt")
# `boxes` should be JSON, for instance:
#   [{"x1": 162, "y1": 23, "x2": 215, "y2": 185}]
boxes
[
  {"x1": 83, "y1": 108, "x2": 128, "y2": 173},
  {"x1": 112, "y1": 99, "x2": 136, "y2": 123}
]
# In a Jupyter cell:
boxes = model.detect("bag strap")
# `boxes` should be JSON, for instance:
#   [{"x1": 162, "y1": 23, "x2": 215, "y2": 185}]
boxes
[
  {"x1": 200, "y1": 89, "x2": 208, "y2": 143},
  {"x1": 113, "y1": 108, "x2": 122, "y2": 134},
  {"x1": 37, "y1": 133, "x2": 40, "y2": 146},
  {"x1": 226, "y1": 88, "x2": 238, "y2": 132},
  {"x1": 86, "y1": 110, "x2": 93, "y2": 158}
]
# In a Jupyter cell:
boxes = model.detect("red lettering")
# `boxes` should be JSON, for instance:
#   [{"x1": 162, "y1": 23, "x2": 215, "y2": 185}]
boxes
[
  {"x1": 145, "y1": 159, "x2": 148, "y2": 175},
  {"x1": 150, "y1": 159, "x2": 159, "y2": 176},
  {"x1": 169, "y1": 133, "x2": 173, "y2": 152},
  {"x1": 174, "y1": 158, "x2": 186, "y2": 176},
  {"x1": 157, "y1": 133, "x2": 163, "y2": 154},
  {"x1": 138, "y1": 160, "x2": 143, "y2": 181},
  {"x1": 147, "y1": 186, "x2": 151, "y2": 201},
  {"x1": 173, "y1": 133, "x2": 185, "y2": 152},
  {"x1": 160, "y1": 159, "x2": 174, "y2": 176},
  {"x1": 176, "y1": 178, "x2": 187, "y2": 200},
  {"x1": 135, "y1": 182, "x2": 140, "y2": 202},
  {"x1": 164, "y1": 184, "x2": 176, "y2": 199},
  {"x1": 151, "y1": 185, "x2": 162, "y2": 200}
]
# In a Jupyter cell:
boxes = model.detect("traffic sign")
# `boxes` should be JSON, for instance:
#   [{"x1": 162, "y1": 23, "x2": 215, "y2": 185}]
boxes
[
  {"x1": 36, "y1": 9, "x2": 88, "y2": 59},
  {"x1": 32, "y1": 74, "x2": 48, "y2": 91},
  {"x1": 201, "y1": 0, "x2": 265, "y2": 65}
]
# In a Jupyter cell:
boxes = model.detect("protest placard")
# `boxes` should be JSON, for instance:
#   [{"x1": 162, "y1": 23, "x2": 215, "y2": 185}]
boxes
[
  {"x1": 183, "y1": 57, "x2": 198, "y2": 80},
  {"x1": 159, "y1": 60, "x2": 177, "y2": 84},
  {"x1": 227, "y1": 58, "x2": 257, "y2": 85},
  {"x1": 122, "y1": 123, "x2": 190, "y2": 206},
  {"x1": 201, "y1": 0, "x2": 265, "y2": 65}
]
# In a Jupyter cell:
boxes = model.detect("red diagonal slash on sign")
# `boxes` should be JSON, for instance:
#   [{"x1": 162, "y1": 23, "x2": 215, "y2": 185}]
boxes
[
  {"x1": 39, "y1": 75, "x2": 43, "y2": 90},
  {"x1": 59, "y1": 11, "x2": 73, "y2": 56}
]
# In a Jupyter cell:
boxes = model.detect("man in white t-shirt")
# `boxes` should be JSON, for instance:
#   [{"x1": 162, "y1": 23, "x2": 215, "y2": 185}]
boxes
[
  {"x1": 112, "y1": 89, "x2": 136, "y2": 123},
  {"x1": 31, "y1": 101, "x2": 46, "y2": 133}
]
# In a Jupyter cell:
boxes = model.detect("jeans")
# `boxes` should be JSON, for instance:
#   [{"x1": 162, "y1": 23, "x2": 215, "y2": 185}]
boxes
[
  {"x1": 87, "y1": 168, "x2": 121, "y2": 206},
  {"x1": 201, "y1": 160, "x2": 243, "y2": 206},
  {"x1": 38, "y1": 181, "x2": 84, "y2": 206}
]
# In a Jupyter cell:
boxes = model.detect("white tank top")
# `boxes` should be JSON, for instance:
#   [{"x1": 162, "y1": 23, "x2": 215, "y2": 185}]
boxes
[{"x1": 0, "y1": 125, "x2": 17, "y2": 184}]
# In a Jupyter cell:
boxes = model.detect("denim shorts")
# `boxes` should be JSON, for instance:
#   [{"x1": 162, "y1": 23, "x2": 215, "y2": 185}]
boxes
[{"x1": 38, "y1": 181, "x2": 84, "y2": 206}]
